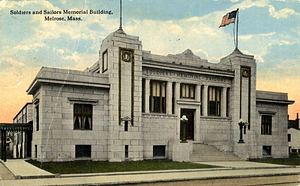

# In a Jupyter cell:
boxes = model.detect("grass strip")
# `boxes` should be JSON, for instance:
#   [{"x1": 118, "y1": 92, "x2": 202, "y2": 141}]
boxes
[
  {"x1": 250, "y1": 158, "x2": 300, "y2": 166},
  {"x1": 26, "y1": 160, "x2": 216, "y2": 174}
]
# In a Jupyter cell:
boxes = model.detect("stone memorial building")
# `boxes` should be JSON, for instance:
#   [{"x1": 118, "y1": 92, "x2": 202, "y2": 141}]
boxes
[{"x1": 14, "y1": 28, "x2": 294, "y2": 162}]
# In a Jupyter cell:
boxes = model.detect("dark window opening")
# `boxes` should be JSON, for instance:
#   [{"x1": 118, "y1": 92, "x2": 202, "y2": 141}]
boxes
[
  {"x1": 102, "y1": 50, "x2": 108, "y2": 73},
  {"x1": 226, "y1": 88, "x2": 230, "y2": 117},
  {"x1": 35, "y1": 145, "x2": 37, "y2": 158},
  {"x1": 208, "y1": 86, "x2": 221, "y2": 116},
  {"x1": 261, "y1": 115, "x2": 272, "y2": 135},
  {"x1": 74, "y1": 104, "x2": 92, "y2": 130},
  {"x1": 75, "y1": 145, "x2": 91, "y2": 158},
  {"x1": 172, "y1": 82, "x2": 175, "y2": 114},
  {"x1": 125, "y1": 145, "x2": 129, "y2": 158},
  {"x1": 124, "y1": 121, "x2": 128, "y2": 131},
  {"x1": 142, "y1": 79, "x2": 145, "y2": 113},
  {"x1": 263, "y1": 146, "x2": 271, "y2": 156},
  {"x1": 153, "y1": 145, "x2": 166, "y2": 157},
  {"x1": 200, "y1": 85, "x2": 203, "y2": 116},
  {"x1": 288, "y1": 134, "x2": 291, "y2": 142},
  {"x1": 36, "y1": 105, "x2": 39, "y2": 131}
]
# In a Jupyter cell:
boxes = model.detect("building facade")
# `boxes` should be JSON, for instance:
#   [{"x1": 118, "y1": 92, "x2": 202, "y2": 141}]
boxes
[
  {"x1": 12, "y1": 102, "x2": 33, "y2": 158},
  {"x1": 288, "y1": 114, "x2": 300, "y2": 155},
  {"x1": 16, "y1": 29, "x2": 294, "y2": 162}
]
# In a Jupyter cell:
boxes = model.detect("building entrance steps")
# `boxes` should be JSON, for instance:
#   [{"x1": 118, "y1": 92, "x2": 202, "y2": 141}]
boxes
[{"x1": 190, "y1": 143, "x2": 242, "y2": 162}]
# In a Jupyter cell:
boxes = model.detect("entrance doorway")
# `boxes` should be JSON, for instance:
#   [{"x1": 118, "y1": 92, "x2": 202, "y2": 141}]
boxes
[{"x1": 180, "y1": 109, "x2": 195, "y2": 140}]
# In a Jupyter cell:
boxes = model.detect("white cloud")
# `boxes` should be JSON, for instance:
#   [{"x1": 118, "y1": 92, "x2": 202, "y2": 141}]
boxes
[
  {"x1": 13, "y1": 43, "x2": 45, "y2": 51},
  {"x1": 0, "y1": 57, "x2": 25, "y2": 68},
  {"x1": 269, "y1": 6, "x2": 300, "y2": 19},
  {"x1": 240, "y1": 32, "x2": 276, "y2": 40},
  {"x1": 195, "y1": 49, "x2": 209, "y2": 60}
]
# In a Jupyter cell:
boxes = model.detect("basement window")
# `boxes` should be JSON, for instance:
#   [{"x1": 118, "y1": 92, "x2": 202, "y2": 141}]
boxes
[
  {"x1": 262, "y1": 146, "x2": 271, "y2": 156},
  {"x1": 75, "y1": 145, "x2": 91, "y2": 158},
  {"x1": 153, "y1": 145, "x2": 165, "y2": 157}
]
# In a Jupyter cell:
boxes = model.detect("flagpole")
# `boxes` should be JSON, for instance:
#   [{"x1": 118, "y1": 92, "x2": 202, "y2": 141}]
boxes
[
  {"x1": 236, "y1": 8, "x2": 239, "y2": 49},
  {"x1": 119, "y1": 0, "x2": 122, "y2": 30}
]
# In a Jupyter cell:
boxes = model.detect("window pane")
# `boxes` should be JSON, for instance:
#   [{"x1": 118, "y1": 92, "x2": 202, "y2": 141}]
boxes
[
  {"x1": 74, "y1": 104, "x2": 92, "y2": 130},
  {"x1": 161, "y1": 83, "x2": 165, "y2": 97},
  {"x1": 181, "y1": 85, "x2": 185, "y2": 98},
  {"x1": 208, "y1": 87, "x2": 221, "y2": 116},
  {"x1": 190, "y1": 86, "x2": 194, "y2": 98}
]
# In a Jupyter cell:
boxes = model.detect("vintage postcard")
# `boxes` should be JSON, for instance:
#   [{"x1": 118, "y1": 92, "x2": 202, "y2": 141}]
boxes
[{"x1": 0, "y1": 0, "x2": 299, "y2": 185}]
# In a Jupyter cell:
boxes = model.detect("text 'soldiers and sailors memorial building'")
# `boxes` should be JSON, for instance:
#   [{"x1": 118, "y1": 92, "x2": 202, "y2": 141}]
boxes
[{"x1": 8, "y1": 6, "x2": 294, "y2": 162}]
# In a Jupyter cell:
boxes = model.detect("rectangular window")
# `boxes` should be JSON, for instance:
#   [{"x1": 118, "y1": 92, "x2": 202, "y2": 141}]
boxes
[
  {"x1": 150, "y1": 81, "x2": 166, "y2": 113},
  {"x1": 262, "y1": 146, "x2": 271, "y2": 156},
  {"x1": 124, "y1": 121, "x2": 128, "y2": 131},
  {"x1": 180, "y1": 84, "x2": 195, "y2": 99},
  {"x1": 226, "y1": 88, "x2": 230, "y2": 117},
  {"x1": 288, "y1": 134, "x2": 291, "y2": 142},
  {"x1": 74, "y1": 104, "x2": 93, "y2": 130},
  {"x1": 125, "y1": 145, "x2": 129, "y2": 158},
  {"x1": 102, "y1": 50, "x2": 108, "y2": 73},
  {"x1": 75, "y1": 145, "x2": 91, "y2": 158},
  {"x1": 261, "y1": 115, "x2": 272, "y2": 135},
  {"x1": 172, "y1": 82, "x2": 175, "y2": 114},
  {"x1": 36, "y1": 105, "x2": 39, "y2": 131},
  {"x1": 35, "y1": 145, "x2": 37, "y2": 158},
  {"x1": 142, "y1": 79, "x2": 145, "y2": 113},
  {"x1": 208, "y1": 87, "x2": 221, "y2": 116},
  {"x1": 153, "y1": 145, "x2": 166, "y2": 157}
]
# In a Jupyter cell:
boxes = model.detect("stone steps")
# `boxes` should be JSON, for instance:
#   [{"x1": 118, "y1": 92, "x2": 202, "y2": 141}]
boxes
[{"x1": 190, "y1": 143, "x2": 241, "y2": 162}]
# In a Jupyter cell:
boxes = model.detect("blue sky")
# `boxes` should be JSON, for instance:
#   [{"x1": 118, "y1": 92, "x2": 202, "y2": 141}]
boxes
[{"x1": 0, "y1": 0, "x2": 299, "y2": 122}]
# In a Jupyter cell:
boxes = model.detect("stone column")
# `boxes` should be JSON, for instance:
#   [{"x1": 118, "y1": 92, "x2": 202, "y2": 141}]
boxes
[
  {"x1": 202, "y1": 85, "x2": 208, "y2": 116},
  {"x1": 166, "y1": 81, "x2": 172, "y2": 115},
  {"x1": 221, "y1": 87, "x2": 227, "y2": 117},
  {"x1": 145, "y1": 79, "x2": 150, "y2": 114},
  {"x1": 195, "y1": 85, "x2": 201, "y2": 102},
  {"x1": 174, "y1": 82, "x2": 180, "y2": 116},
  {"x1": 174, "y1": 82, "x2": 181, "y2": 140}
]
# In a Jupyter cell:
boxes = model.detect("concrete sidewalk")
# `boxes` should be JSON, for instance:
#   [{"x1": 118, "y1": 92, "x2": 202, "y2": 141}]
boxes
[
  {"x1": 1, "y1": 159, "x2": 54, "y2": 179},
  {"x1": 1, "y1": 159, "x2": 300, "y2": 186}
]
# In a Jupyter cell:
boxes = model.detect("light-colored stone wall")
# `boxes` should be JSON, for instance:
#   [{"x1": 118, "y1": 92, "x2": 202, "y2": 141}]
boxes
[
  {"x1": 288, "y1": 128, "x2": 300, "y2": 150},
  {"x1": 200, "y1": 117, "x2": 233, "y2": 151},
  {"x1": 256, "y1": 101, "x2": 289, "y2": 158},
  {"x1": 32, "y1": 84, "x2": 109, "y2": 162},
  {"x1": 142, "y1": 114, "x2": 177, "y2": 159}
]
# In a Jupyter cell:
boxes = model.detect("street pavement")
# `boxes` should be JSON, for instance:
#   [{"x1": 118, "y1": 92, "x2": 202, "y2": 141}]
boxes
[{"x1": 0, "y1": 159, "x2": 300, "y2": 186}]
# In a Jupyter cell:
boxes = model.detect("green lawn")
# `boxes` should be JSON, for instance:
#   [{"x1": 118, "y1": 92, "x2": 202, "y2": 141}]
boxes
[
  {"x1": 26, "y1": 160, "x2": 216, "y2": 174},
  {"x1": 250, "y1": 158, "x2": 300, "y2": 166}
]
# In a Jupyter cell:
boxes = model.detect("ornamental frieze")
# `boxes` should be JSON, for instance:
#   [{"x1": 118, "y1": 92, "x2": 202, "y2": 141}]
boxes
[{"x1": 142, "y1": 68, "x2": 231, "y2": 83}]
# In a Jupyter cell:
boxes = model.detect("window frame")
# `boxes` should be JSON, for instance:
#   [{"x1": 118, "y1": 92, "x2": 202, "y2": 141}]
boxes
[
  {"x1": 73, "y1": 104, "x2": 93, "y2": 130},
  {"x1": 180, "y1": 84, "x2": 195, "y2": 99},
  {"x1": 102, "y1": 50, "x2": 108, "y2": 73},
  {"x1": 262, "y1": 146, "x2": 271, "y2": 156},
  {"x1": 35, "y1": 104, "x2": 39, "y2": 131},
  {"x1": 208, "y1": 86, "x2": 221, "y2": 116},
  {"x1": 150, "y1": 80, "x2": 166, "y2": 113},
  {"x1": 153, "y1": 145, "x2": 166, "y2": 157},
  {"x1": 261, "y1": 115, "x2": 272, "y2": 135}
]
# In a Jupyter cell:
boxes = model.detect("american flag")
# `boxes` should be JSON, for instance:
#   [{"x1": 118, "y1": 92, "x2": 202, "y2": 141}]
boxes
[{"x1": 219, "y1": 9, "x2": 238, "y2": 27}]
